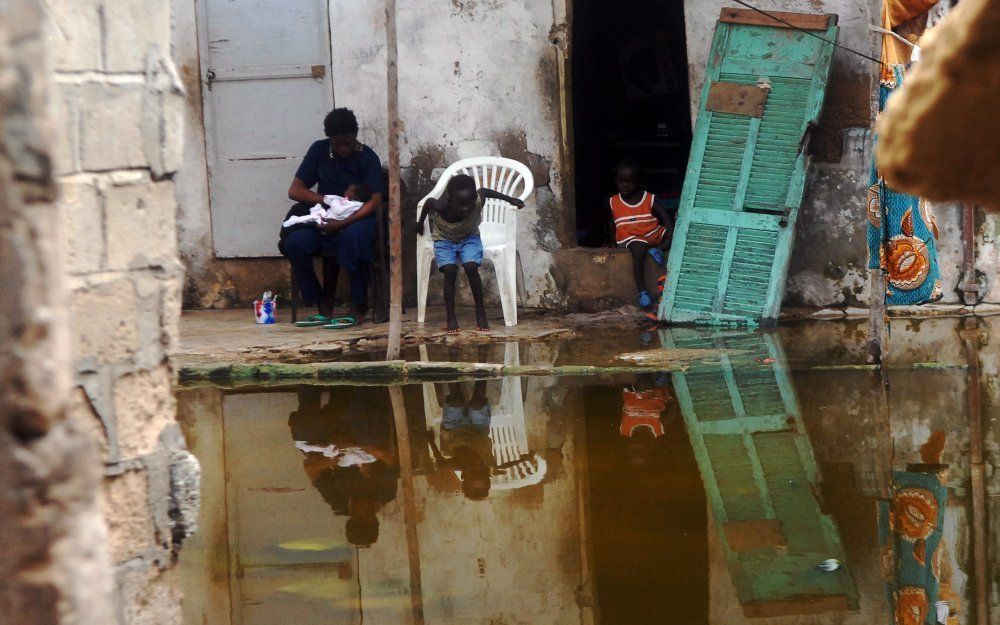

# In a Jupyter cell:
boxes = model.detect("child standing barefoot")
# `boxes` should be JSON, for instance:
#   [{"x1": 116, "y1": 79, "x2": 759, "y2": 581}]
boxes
[
  {"x1": 608, "y1": 159, "x2": 675, "y2": 309},
  {"x1": 417, "y1": 174, "x2": 524, "y2": 331}
]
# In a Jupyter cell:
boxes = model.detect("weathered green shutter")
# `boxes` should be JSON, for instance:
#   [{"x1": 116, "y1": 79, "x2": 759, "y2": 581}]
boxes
[
  {"x1": 659, "y1": 10, "x2": 838, "y2": 325},
  {"x1": 661, "y1": 328, "x2": 858, "y2": 616}
]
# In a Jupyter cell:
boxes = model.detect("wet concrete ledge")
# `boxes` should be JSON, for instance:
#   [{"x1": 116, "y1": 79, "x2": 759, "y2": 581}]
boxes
[{"x1": 177, "y1": 359, "x2": 967, "y2": 387}]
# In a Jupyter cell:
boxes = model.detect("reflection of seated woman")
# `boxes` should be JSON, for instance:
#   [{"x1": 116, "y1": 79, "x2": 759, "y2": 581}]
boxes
[
  {"x1": 432, "y1": 381, "x2": 495, "y2": 501},
  {"x1": 288, "y1": 386, "x2": 398, "y2": 546}
]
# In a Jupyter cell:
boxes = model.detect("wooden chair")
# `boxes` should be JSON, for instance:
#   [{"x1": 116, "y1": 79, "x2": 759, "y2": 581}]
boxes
[{"x1": 288, "y1": 170, "x2": 400, "y2": 324}]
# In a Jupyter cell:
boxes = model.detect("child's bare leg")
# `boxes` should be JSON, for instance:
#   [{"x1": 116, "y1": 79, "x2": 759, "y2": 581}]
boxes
[
  {"x1": 628, "y1": 241, "x2": 649, "y2": 292},
  {"x1": 442, "y1": 264, "x2": 460, "y2": 331},
  {"x1": 463, "y1": 262, "x2": 489, "y2": 330},
  {"x1": 469, "y1": 379, "x2": 488, "y2": 408}
]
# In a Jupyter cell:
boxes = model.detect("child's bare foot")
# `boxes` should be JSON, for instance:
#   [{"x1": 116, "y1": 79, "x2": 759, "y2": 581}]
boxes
[
  {"x1": 475, "y1": 309, "x2": 490, "y2": 331},
  {"x1": 445, "y1": 318, "x2": 460, "y2": 333}
]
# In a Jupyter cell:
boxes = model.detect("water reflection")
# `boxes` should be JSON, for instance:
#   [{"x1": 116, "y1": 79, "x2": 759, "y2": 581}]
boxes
[
  {"x1": 289, "y1": 387, "x2": 397, "y2": 546},
  {"x1": 178, "y1": 323, "x2": 997, "y2": 625},
  {"x1": 665, "y1": 328, "x2": 859, "y2": 617}
]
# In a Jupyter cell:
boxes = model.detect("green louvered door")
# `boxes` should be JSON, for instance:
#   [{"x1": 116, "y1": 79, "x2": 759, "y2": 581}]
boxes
[
  {"x1": 661, "y1": 328, "x2": 858, "y2": 616},
  {"x1": 659, "y1": 10, "x2": 838, "y2": 325}
]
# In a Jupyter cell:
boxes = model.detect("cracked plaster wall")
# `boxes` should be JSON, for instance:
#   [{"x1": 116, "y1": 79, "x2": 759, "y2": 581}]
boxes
[{"x1": 175, "y1": 0, "x2": 1000, "y2": 311}]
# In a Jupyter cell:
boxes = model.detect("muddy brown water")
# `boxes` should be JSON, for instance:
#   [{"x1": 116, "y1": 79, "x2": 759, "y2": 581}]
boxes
[{"x1": 177, "y1": 319, "x2": 999, "y2": 625}]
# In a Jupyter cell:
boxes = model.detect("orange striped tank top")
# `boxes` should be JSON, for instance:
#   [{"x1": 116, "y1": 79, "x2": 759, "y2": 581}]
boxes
[
  {"x1": 609, "y1": 192, "x2": 665, "y2": 246},
  {"x1": 619, "y1": 388, "x2": 670, "y2": 438}
]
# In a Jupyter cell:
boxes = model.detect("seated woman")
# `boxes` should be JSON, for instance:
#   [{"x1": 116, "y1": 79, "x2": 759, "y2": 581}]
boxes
[{"x1": 281, "y1": 108, "x2": 385, "y2": 328}]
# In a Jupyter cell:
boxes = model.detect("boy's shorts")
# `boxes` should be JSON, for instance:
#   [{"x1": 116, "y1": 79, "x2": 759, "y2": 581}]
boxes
[{"x1": 434, "y1": 234, "x2": 483, "y2": 269}]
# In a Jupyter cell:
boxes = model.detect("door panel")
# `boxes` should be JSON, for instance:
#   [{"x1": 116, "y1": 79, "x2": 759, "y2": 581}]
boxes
[
  {"x1": 659, "y1": 10, "x2": 837, "y2": 325},
  {"x1": 199, "y1": 0, "x2": 334, "y2": 258},
  {"x1": 661, "y1": 328, "x2": 858, "y2": 615}
]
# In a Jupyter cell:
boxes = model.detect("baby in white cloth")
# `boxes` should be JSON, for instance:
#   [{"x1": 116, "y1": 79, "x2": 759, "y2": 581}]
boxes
[{"x1": 282, "y1": 182, "x2": 372, "y2": 228}]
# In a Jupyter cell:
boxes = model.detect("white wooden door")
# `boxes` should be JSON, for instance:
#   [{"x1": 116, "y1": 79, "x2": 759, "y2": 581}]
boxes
[{"x1": 199, "y1": 0, "x2": 334, "y2": 257}]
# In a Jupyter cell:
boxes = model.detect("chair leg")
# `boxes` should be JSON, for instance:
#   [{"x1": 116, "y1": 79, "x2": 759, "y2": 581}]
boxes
[
  {"x1": 416, "y1": 246, "x2": 431, "y2": 324},
  {"x1": 289, "y1": 265, "x2": 299, "y2": 323},
  {"x1": 370, "y1": 260, "x2": 390, "y2": 324},
  {"x1": 321, "y1": 257, "x2": 339, "y2": 315},
  {"x1": 493, "y1": 249, "x2": 517, "y2": 326}
]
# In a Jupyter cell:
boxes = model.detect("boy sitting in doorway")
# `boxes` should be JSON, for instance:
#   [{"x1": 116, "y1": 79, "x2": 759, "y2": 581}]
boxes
[
  {"x1": 417, "y1": 174, "x2": 524, "y2": 331},
  {"x1": 608, "y1": 159, "x2": 675, "y2": 309}
]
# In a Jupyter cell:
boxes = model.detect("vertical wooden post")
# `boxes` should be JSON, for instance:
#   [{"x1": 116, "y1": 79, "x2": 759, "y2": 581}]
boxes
[
  {"x1": 389, "y1": 385, "x2": 424, "y2": 625},
  {"x1": 960, "y1": 203, "x2": 980, "y2": 306},
  {"x1": 385, "y1": 0, "x2": 403, "y2": 360},
  {"x1": 867, "y1": 2, "x2": 886, "y2": 366},
  {"x1": 960, "y1": 318, "x2": 988, "y2": 625}
]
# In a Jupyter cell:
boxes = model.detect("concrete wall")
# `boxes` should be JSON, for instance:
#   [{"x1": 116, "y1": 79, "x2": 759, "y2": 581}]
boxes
[
  {"x1": 0, "y1": 2, "x2": 116, "y2": 623},
  {"x1": 2, "y1": 0, "x2": 200, "y2": 623},
  {"x1": 174, "y1": 0, "x2": 1000, "y2": 311}
]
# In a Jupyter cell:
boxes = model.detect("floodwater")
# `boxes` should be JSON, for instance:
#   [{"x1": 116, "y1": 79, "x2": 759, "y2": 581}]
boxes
[{"x1": 177, "y1": 317, "x2": 999, "y2": 625}]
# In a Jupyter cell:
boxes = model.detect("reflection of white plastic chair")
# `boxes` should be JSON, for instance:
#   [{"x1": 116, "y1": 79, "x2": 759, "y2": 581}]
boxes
[
  {"x1": 415, "y1": 157, "x2": 534, "y2": 327},
  {"x1": 419, "y1": 343, "x2": 547, "y2": 491}
]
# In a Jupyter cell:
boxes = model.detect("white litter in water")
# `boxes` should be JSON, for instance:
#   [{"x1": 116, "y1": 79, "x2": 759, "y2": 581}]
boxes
[
  {"x1": 294, "y1": 441, "x2": 339, "y2": 458},
  {"x1": 337, "y1": 447, "x2": 377, "y2": 467},
  {"x1": 935, "y1": 601, "x2": 949, "y2": 623},
  {"x1": 817, "y1": 559, "x2": 841, "y2": 572},
  {"x1": 294, "y1": 441, "x2": 376, "y2": 466}
]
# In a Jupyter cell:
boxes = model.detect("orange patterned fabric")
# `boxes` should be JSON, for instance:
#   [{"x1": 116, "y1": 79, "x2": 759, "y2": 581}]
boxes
[{"x1": 881, "y1": 0, "x2": 939, "y2": 81}]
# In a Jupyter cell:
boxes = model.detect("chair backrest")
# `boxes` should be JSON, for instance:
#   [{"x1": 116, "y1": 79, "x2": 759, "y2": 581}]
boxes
[{"x1": 416, "y1": 156, "x2": 534, "y2": 230}]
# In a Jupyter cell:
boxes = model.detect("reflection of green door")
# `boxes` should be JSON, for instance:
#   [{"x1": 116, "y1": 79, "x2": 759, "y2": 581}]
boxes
[
  {"x1": 658, "y1": 10, "x2": 838, "y2": 325},
  {"x1": 661, "y1": 328, "x2": 858, "y2": 617}
]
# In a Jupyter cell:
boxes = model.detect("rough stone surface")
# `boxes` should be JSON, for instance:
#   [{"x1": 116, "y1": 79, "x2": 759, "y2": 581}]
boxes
[
  {"x1": 113, "y1": 365, "x2": 177, "y2": 458},
  {"x1": 104, "y1": 175, "x2": 178, "y2": 271},
  {"x1": 877, "y1": 0, "x2": 1000, "y2": 209},
  {"x1": 72, "y1": 277, "x2": 140, "y2": 366},
  {"x1": 2, "y1": 1, "x2": 197, "y2": 624},
  {"x1": 102, "y1": 470, "x2": 157, "y2": 563},
  {"x1": 0, "y1": 2, "x2": 116, "y2": 624}
]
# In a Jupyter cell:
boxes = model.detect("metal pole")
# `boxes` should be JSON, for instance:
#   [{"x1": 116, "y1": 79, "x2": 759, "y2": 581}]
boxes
[{"x1": 385, "y1": 0, "x2": 403, "y2": 360}]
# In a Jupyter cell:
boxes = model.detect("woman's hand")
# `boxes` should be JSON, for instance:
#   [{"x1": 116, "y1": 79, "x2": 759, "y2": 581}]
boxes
[{"x1": 318, "y1": 219, "x2": 345, "y2": 235}]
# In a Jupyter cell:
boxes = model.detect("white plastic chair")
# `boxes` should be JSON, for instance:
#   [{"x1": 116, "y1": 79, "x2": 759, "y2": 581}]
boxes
[
  {"x1": 419, "y1": 343, "x2": 547, "y2": 492},
  {"x1": 416, "y1": 157, "x2": 534, "y2": 327}
]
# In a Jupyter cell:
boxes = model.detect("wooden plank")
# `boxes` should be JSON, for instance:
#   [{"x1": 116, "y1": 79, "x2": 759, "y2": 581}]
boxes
[
  {"x1": 719, "y1": 7, "x2": 831, "y2": 31},
  {"x1": 707, "y1": 81, "x2": 768, "y2": 117},
  {"x1": 385, "y1": 0, "x2": 403, "y2": 359}
]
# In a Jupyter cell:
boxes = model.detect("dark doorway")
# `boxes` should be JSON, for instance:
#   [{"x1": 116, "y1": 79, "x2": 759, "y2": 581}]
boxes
[{"x1": 571, "y1": 0, "x2": 692, "y2": 247}]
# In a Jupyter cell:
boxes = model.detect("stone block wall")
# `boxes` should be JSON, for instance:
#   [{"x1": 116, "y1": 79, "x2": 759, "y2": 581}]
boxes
[
  {"x1": 48, "y1": 0, "x2": 197, "y2": 619},
  {"x1": 1, "y1": 1, "x2": 196, "y2": 624}
]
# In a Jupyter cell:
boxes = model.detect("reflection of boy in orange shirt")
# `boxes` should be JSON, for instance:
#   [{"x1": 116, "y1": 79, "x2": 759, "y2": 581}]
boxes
[{"x1": 619, "y1": 376, "x2": 673, "y2": 467}]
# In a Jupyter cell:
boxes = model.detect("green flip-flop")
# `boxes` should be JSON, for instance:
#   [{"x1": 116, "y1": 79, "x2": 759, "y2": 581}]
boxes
[
  {"x1": 295, "y1": 314, "x2": 330, "y2": 327},
  {"x1": 322, "y1": 315, "x2": 358, "y2": 330}
]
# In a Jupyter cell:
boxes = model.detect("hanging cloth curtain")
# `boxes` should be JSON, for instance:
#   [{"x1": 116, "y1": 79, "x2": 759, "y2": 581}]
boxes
[{"x1": 867, "y1": 0, "x2": 942, "y2": 305}]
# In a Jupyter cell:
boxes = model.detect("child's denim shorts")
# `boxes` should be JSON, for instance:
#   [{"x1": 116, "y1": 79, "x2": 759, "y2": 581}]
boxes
[{"x1": 434, "y1": 234, "x2": 483, "y2": 269}]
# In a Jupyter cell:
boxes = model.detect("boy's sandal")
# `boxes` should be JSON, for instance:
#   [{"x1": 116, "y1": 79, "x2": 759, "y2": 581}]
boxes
[
  {"x1": 323, "y1": 315, "x2": 358, "y2": 330},
  {"x1": 295, "y1": 314, "x2": 330, "y2": 327}
]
